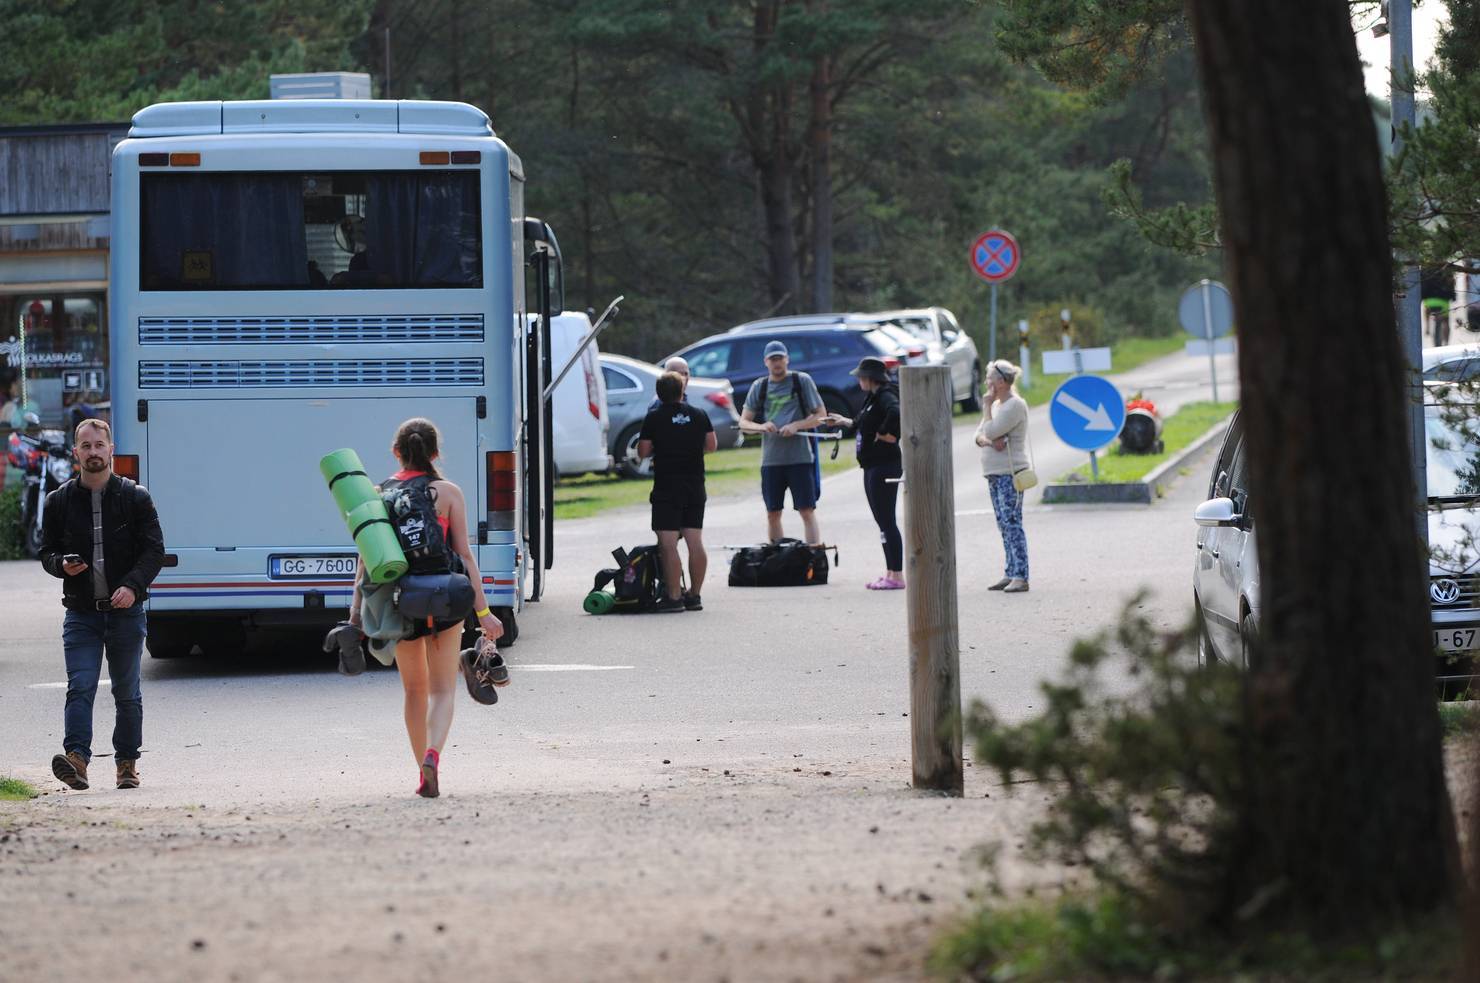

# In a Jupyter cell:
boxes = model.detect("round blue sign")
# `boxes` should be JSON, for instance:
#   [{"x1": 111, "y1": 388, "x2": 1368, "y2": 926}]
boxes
[{"x1": 1049, "y1": 374, "x2": 1125, "y2": 452}]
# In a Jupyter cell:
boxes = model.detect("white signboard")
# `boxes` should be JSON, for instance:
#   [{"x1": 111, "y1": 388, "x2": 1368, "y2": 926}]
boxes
[
  {"x1": 1042, "y1": 347, "x2": 1111, "y2": 376},
  {"x1": 1186, "y1": 338, "x2": 1237, "y2": 357}
]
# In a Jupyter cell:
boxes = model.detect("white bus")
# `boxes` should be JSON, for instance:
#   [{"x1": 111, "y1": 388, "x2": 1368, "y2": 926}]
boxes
[{"x1": 108, "y1": 99, "x2": 562, "y2": 657}]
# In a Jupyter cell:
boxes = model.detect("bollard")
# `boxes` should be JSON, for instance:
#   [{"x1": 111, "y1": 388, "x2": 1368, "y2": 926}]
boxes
[{"x1": 900, "y1": 365, "x2": 963, "y2": 796}]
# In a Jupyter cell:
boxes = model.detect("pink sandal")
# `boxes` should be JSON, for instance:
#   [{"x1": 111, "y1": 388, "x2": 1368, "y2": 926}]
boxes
[
  {"x1": 417, "y1": 747, "x2": 440, "y2": 798},
  {"x1": 866, "y1": 577, "x2": 905, "y2": 591}
]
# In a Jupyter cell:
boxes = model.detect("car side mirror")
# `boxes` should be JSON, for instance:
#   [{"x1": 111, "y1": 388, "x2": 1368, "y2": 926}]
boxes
[
  {"x1": 941, "y1": 328, "x2": 958, "y2": 344},
  {"x1": 1194, "y1": 497, "x2": 1241, "y2": 528}
]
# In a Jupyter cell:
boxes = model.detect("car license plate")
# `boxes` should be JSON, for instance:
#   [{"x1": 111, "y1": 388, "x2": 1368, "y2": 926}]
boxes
[
  {"x1": 269, "y1": 555, "x2": 357, "y2": 579},
  {"x1": 1435, "y1": 628, "x2": 1480, "y2": 652}
]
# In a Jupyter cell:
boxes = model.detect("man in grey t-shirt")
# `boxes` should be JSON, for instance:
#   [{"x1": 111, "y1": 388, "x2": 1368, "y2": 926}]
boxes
[{"x1": 739, "y1": 340, "x2": 827, "y2": 544}]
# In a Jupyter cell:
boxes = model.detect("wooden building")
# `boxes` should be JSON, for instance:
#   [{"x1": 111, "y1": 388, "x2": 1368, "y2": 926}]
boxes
[{"x1": 0, "y1": 122, "x2": 127, "y2": 433}]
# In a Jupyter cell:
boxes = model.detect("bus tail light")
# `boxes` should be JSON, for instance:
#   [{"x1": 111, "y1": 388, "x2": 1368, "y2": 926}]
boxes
[
  {"x1": 487, "y1": 451, "x2": 517, "y2": 528},
  {"x1": 169, "y1": 152, "x2": 201, "y2": 167},
  {"x1": 420, "y1": 151, "x2": 451, "y2": 165},
  {"x1": 450, "y1": 151, "x2": 481, "y2": 164},
  {"x1": 114, "y1": 455, "x2": 140, "y2": 481}
]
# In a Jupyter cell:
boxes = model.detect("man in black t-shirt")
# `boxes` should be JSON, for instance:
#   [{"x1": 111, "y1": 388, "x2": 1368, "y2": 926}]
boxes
[{"x1": 638, "y1": 371, "x2": 717, "y2": 613}]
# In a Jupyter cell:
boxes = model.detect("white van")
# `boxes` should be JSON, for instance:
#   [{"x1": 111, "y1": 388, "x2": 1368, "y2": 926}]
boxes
[{"x1": 550, "y1": 311, "x2": 611, "y2": 476}]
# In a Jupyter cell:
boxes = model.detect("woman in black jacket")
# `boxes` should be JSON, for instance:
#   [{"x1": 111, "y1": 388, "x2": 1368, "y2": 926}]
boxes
[{"x1": 824, "y1": 357, "x2": 903, "y2": 589}]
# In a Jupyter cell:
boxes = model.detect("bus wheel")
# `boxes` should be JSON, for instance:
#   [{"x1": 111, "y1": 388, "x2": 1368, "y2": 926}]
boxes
[
  {"x1": 146, "y1": 621, "x2": 194, "y2": 659},
  {"x1": 493, "y1": 607, "x2": 518, "y2": 648}
]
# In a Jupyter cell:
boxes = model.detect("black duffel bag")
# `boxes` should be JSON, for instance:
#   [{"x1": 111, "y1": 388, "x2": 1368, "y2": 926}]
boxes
[
  {"x1": 728, "y1": 538, "x2": 837, "y2": 587},
  {"x1": 394, "y1": 572, "x2": 476, "y2": 621}
]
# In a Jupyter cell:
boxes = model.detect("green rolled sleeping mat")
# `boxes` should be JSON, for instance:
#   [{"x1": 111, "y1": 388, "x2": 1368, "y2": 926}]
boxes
[
  {"x1": 583, "y1": 590, "x2": 616, "y2": 615},
  {"x1": 319, "y1": 448, "x2": 408, "y2": 584}
]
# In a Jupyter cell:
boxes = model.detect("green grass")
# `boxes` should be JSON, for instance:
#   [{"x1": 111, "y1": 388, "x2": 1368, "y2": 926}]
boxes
[
  {"x1": 1439, "y1": 700, "x2": 1480, "y2": 737},
  {"x1": 0, "y1": 777, "x2": 38, "y2": 801},
  {"x1": 931, "y1": 891, "x2": 1459, "y2": 982},
  {"x1": 554, "y1": 439, "x2": 855, "y2": 520},
  {"x1": 1059, "y1": 401, "x2": 1236, "y2": 484}
]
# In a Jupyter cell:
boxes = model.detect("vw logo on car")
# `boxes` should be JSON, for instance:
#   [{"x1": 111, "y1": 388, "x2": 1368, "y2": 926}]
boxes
[{"x1": 1431, "y1": 578, "x2": 1463, "y2": 605}]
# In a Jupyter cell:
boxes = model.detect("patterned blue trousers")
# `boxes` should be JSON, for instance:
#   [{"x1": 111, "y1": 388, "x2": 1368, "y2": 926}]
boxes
[{"x1": 987, "y1": 474, "x2": 1029, "y2": 581}]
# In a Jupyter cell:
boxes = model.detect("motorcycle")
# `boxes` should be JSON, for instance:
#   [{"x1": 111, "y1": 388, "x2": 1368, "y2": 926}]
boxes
[{"x1": 7, "y1": 412, "x2": 72, "y2": 558}]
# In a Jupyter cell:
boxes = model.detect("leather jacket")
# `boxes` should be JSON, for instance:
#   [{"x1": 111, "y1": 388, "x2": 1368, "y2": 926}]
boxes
[{"x1": 39, "y1": 475, "x2": 166, "y2": 611}]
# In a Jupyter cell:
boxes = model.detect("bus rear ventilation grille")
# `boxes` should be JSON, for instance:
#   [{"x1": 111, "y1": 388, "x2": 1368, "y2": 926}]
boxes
[
  {"x1": 137, "y1": 358, "x2": 485, "y2": 389},
  {"x1": 138, "y1": 314, "x2": 484, "y2": 345}
]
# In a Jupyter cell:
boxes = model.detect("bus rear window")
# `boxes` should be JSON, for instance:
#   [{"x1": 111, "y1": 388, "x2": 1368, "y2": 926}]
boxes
[{"x1": 140, "y1": 171, "x2": 482, "y2": 290}]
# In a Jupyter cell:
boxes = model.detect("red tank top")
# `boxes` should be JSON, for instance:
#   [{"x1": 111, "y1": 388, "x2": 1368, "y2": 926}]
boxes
[{"x1": 392, "y1": 470, "x2": 450, "y2": 539}]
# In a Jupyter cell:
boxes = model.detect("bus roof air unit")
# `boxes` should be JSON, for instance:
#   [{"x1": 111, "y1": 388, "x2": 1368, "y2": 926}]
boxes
[{"x1": 128, "y1": 101, "x2": 494, "y2": 139}]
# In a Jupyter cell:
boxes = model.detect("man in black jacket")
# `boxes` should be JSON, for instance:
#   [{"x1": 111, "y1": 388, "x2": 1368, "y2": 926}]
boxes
[{"x1": 39, "y1": 419, "x2": 165, "y2": 791}]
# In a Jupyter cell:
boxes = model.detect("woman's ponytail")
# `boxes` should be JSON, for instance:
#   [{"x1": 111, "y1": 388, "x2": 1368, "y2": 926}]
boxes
[{"x1": 393, "y1": 418, "x2": 443, "y2": 479}]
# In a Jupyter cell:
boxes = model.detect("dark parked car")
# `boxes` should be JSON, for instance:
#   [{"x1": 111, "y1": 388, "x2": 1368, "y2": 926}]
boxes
[{"x1": 668, "y1": 324, "x2": 911, "y2": 420}]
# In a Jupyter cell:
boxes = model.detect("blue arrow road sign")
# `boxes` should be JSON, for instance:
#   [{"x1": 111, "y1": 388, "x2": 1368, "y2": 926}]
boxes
[{"x1": 1049, "y1": 374, "x2": 1125, "y2": 451}]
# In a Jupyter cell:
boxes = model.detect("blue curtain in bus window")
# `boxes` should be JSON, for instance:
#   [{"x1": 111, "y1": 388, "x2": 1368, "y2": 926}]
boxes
[
  {"x1": 363, "y1": 173, "x2": 481, "y2": 287},
  {"x1": 142, "y1": 175, "x2": 308, "y2": 288}
]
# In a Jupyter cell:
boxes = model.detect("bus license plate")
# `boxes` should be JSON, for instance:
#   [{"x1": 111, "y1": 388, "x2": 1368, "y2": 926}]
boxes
[
  {"x1": 1435, "y1": 628, "x2": 1480, "y2": 652},
  {"x1": 270, "y1": 555, "x2": 357, "y2": 579}
]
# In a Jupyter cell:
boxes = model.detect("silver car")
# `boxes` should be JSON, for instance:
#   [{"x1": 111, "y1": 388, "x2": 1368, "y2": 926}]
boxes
[
  {"x1": 867, "y1": 308, "x2": 983, "y2": 411},
  {"x1": 1194, "y1": 402, "x2": 1480, "y2": 684},
  {"x1": 599, "y1": 353, "x2": 744, "y2": 479}
]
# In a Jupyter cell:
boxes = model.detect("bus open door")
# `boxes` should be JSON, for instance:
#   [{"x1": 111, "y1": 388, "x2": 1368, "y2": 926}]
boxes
[{"x1": 523, "y1": 217, "x2": 562, "y2": 601}]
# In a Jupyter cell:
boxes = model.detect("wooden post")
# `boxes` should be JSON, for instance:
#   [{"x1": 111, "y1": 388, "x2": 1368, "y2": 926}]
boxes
[{"x1": 899, "y1": 365, "x2": 963, "y2": 795}]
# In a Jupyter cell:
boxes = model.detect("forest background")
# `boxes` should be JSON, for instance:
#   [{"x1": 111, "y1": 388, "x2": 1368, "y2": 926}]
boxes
[{"x1": 1, "y1": 0, "x2": 1221, "y2": 361}]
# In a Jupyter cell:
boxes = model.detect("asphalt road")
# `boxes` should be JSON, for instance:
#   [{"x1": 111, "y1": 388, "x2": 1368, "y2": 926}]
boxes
[
  {"x1": 0, "y1": 347, "x2": 1237, "y2": 803},
  {"x1": 0, "y1": 347, "x2": 1237, "y2": 982}
]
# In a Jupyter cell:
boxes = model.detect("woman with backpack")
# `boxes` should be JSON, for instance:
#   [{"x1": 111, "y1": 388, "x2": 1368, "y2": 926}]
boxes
[
  {"x1": 822, "y1": 356, "x2": 903, "y2": 590},
  {"x1": 349, "y1": 418, "x2": 503, "y2": 798}
]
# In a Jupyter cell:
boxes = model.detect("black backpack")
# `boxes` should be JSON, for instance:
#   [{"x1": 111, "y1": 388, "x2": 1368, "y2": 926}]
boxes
[
  {"x1": 728, "y1": 538, "x2": 836, "y2": 587},
  {"x1": 592, "y1": 545, "x2": 669, "y2": 613},
  {"x1": 381, "y1": 474, "x2": 451, "y2": 575}
]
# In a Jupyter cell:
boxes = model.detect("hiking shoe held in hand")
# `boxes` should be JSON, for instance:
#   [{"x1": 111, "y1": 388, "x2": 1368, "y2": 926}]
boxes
[
  {"x1": 460, "y1": 639, "x2": 506, "y2": 706},
  {"x1": 116, "y1": 759, "x2": 140, "y2": 790},
  {"x1": 654, "y1": 595, "x2": 686, "y2": 614},
  {"x1": 52, "y1": 750, "x2": 88, "y2": 790}
]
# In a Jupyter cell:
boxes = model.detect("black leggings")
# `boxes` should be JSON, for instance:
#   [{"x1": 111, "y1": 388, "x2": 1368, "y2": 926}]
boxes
[{"x1": 863, "y1": 462, "x2": 903, "y2": 571}]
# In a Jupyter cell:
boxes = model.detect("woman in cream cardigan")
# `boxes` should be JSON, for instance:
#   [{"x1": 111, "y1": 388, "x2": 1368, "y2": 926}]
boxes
[{"x1": 973, "y1": 359, "x2": 1031, "y2": 593}]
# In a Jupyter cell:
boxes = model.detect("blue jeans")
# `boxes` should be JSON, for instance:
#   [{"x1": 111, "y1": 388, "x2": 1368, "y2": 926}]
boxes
[
  {"x1": 987, "y1": 474, "x2": 1029, "y2": 580},
  {"x1": 62, "y1": 607, "x2": 147, "y2": 763}
]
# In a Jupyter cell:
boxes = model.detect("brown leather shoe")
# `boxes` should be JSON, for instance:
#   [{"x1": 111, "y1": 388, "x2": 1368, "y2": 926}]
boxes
[
  {"x1": 116, "y1": 759, "x2": 140, "y2": 790},
  {"x1": 52, "y1": 751, "x2": 89, "y2": 790}
]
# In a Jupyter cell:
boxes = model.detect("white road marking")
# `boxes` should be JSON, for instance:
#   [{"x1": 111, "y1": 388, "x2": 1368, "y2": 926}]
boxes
[
  {"x1": 29, "y1": 678, "x2": 110, "y2": 690},
  {"x1": 511, "y1": 664, "x2": 634, "y2": 672}
]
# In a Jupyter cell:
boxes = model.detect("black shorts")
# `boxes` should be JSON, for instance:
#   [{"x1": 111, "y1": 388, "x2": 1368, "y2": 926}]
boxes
[{"x1": 650, "y1": 476, "x2": 707, "y2": 531}]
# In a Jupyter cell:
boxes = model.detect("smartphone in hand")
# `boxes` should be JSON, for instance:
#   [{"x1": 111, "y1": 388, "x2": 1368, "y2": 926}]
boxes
[{"x1": 63, "y1": 554, "x2": 84, "y2": 565}]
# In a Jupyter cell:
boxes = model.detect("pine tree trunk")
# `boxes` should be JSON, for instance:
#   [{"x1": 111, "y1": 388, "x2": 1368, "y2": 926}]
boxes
[
  {"x1": 751, "y1": 2, "x2": 800, "y2": 313},
  {"x1": 1185, "y1": 0, "x2": 1455, "y2": 928},
  {"x1": 809, "y1": 44, "x2": 834, "y2": 312}
]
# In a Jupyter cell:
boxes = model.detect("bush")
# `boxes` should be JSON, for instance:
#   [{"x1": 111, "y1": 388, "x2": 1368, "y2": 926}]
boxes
[
  {"x1": 943, "y1": 599, "x2": 1466, "y2": 979},
  {"x1": 0, "y1": 485, "x2": 24, "y2": 561},
  {"x1": 1023, "y1": 302, "x2": 1110, "y2": 351},
  {"x1": 966, "y1": 596, "x2": 1246, "y2": 924}
]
